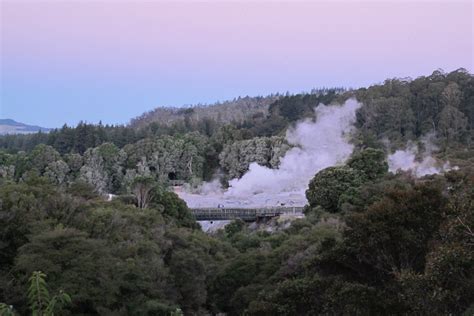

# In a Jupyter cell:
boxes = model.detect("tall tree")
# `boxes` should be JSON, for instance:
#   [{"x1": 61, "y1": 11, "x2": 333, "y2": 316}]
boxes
[{"x1": 131, "y1": 177, "x2": 156, "y2": 209}]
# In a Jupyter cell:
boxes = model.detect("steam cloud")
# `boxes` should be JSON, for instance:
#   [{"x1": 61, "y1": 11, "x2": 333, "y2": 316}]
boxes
[
  {"x1": 388, "y1": 133, "x2": 457, "y2": 177},
  {"x1": 177, "y1": 99, "x2": 361, "y2": 208}
]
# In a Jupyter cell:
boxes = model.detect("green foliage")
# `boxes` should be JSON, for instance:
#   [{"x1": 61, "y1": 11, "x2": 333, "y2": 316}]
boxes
[
  {"x1": 123, "y1": 133, "x2": 208, "y2": 183},
  {"x1": 347, "y1": 148, "x2": 388, "y2": 181},
  {"x1": 66, "y1": 180, "x2": 99, "y2": 199},
  {"x1": 29, "y1": 145, "x2": 61, "y2": 174},
  {"x1": 306, "y1": 166, "x2": 363, "y2": 213},
  {"x1": 169, "y1": 307, "x2": 184, "y2": 316},
  {"x1": 268, "y1": 90, "x2": 341, "y2": 123},
  {"x1": 344, "y1": 183, "x2": 446, "y2": 275},
  {"x1": 355, "y1": 69, "x2": 473, "y2": 149},
  {"x1": 152, "y1": 190, "x2": 197, "y2": 228},
  {"x1": 16, "y1": 228, "x2": 119, "y2": 314},
  {"x1": 0, "y1": 303, "x2": 15, "y2": 316},
  {"x1": 0, "y1": 182, "x2": 78, "y2": 268},
  {"x1": 224, "y1": 219, "x2": 245, "y2": 238},
  {"x1": 0, "y1": 177, "x2": 231, "y2": 314},
  {"x1": 438, "y1": 102, "x2": 468, "y2": 144},
  {"x1": 0, "y1": 271, "x2": 73, "y2": 316},
  {"x1": 1, "y1": 161, "x2": 473, "y2": 316},
  {"x1": 131, "y1": 176, "x2": 156, "y2": 209},
  {"x1": 27, "y1": 271, "x2": 50, "y2": 315},
  {"x1": 306, "y1": 148, "x2": 388, "y2": 214},
  {"x1": 247, "y1": 276, "x2": 384, "y2": 315},
  {"x1": 219, "y1": 136, "x2": 290, "y2": 180}
]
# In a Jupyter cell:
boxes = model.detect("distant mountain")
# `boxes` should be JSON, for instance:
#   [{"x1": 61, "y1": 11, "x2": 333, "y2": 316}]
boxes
[{"x1": 0, "y1": 119, "x2": 51, "y2": 135}]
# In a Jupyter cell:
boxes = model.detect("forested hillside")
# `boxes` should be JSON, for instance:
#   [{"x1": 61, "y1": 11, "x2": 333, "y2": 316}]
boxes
[
  {"x1": 1, "y1": 69, "x2": 472, "y2": 188},
  {"x1": 129, "y1": 95, "x2": 281, "y2": 129},
  {"x1": 0, "y1": 69, "x2": 473, "y2": 315}
]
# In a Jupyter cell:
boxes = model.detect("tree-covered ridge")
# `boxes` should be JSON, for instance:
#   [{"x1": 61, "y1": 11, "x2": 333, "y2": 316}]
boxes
[
  {"x1": 130, "y1": 95, "x2": 281, "y2": 129},
  {"x1": 0, "y1": 127, "x2": 295, "y2": 193},
  {"x1": 1, "y1": 69, "x2": 472, "y2": 156},
  {"x1": 130, "y1": 88, "x2": 345, "y2": 131},
  {"x1": 1, "y1": 69, "x2": 472, "y2": 192}
]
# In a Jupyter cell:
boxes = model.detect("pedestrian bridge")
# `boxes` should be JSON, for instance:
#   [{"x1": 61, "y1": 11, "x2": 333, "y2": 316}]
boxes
[{"x1": 191, "y1": 207, "x2": 305, "y2": 221}]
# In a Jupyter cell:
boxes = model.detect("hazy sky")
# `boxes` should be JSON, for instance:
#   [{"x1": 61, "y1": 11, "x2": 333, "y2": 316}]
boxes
[{"x1": 1, "y1": 1, "x2": 473, "y2": 127}]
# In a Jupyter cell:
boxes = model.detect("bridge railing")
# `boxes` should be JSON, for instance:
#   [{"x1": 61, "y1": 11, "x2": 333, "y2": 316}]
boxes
[
  {"x1": 192, "y1": 208, "x2": 257, "y2": 221},
  {"x1": 191, "y1": 207, "x2": 305, "y2": 221}
]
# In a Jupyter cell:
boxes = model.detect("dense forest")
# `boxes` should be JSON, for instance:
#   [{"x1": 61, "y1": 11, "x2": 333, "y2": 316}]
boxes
[{"x1": 0, "y1": 69, "x2": 473, "y2": 315}]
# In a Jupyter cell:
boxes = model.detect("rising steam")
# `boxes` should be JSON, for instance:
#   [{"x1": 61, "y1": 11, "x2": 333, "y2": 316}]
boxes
[
  {"x1": 177, "y1": 99, "x2": 361, "y2": 208},
  {"x1": 388, "y1": 133, "x2": 457, "y2": 177}
]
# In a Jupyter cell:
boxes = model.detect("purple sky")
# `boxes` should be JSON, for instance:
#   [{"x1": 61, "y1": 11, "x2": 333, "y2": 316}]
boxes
[{"x1": 1, "y1": 1, "x2": 473, "y2": 127}]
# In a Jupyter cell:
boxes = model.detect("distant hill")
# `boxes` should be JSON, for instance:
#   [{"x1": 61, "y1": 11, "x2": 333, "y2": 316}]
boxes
[
  {"x1": 129, "y1": 95, "x2": 282, "y2": 128},
  {"x1": 129, "y1": 89, "x2": 347, "y2": 130},
  {"x1": 0, "y1": 119, "x2": 51, "y2": 135}
]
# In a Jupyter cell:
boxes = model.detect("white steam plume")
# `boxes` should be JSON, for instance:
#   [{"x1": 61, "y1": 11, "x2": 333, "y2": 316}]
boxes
[
  {"x1": 177, "y1": 99, "x2": 361, "y2": 208},
  {"x1": 388, "y1": 133, "x2": 457, "y2": 177}
]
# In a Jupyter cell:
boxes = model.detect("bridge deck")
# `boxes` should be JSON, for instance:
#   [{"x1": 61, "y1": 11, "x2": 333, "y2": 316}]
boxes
[{"x1": 191, "y1": 207, "x2": 304, "y2": 221}]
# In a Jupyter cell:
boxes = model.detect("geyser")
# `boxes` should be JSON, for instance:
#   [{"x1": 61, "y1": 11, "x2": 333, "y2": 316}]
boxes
[{"x1": 178, "y1": 99, "x2": 361, "y2": 208}]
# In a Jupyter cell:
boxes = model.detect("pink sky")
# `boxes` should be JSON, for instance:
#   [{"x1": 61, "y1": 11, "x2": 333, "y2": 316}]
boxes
[{"x1": 1, "y1": 1, "x2": 473, "y2": 126}]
